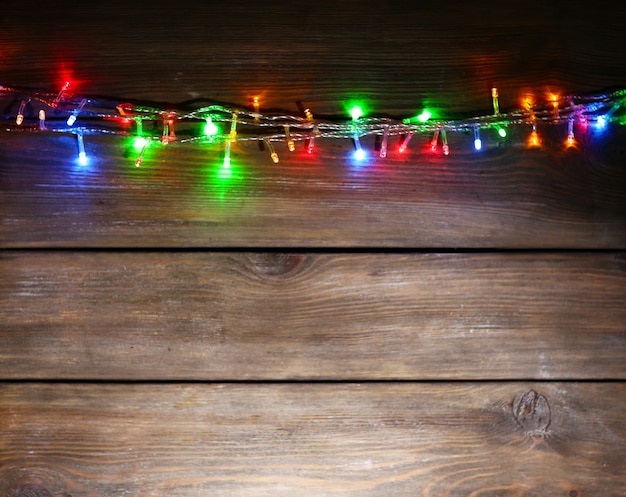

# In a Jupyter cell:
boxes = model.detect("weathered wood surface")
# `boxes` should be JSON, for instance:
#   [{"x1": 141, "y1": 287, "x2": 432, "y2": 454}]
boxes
[
  {"x1": 1, "y1": 383, "x2": 624, "y2": 497},
  {"x1": 2, "y1": 0, "x2": 626, "y2": 494},
  {"x1": 1, "y1": 131, "x2": 625, "y2": 248},
  {"x1": 1, "y1": 251, "x2": 624, "y2": 380},
  {"x1": 1, "y1": 1, "x2": 626, "y2": 248},
  {"x1": 3, "y1": 0, "x2": 626, "y2": 111}
]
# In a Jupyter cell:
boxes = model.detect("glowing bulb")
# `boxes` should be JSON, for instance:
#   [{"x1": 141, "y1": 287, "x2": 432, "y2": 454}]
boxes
[
  {"x1": 549, "y1": 93, "x2": 559, "y2": 116},
  {"x1": 417, "y1": 109, "x2": 431, "y2": 122},
  {"x1": 349, "y1": 105, "x2": 363, "y2": 121},
  {"x1": 223, "y1": 138, "x2": 233, "y2": 169},
  {"x1": 353, "y1": 135, "x2": 366, "y2": 159},
  {"x1": 595, "y1": 101, "x2": 622, "y2": 130},
  {"x1": 284, "y1": 125, "x2": 295, "y2": 151},
  {"x1": 528, "y1": 125, "x2": 540, "y2": 147},
  {"x1": 53, "y1": 81, "x2": 70, "y2": 108},
  {"x1": 16, "y1": 100, "x2": 27, "y2": 125},
  {"x1": 402, "y1": 109, "x2": 432, "y2": 125},
  {"x1": 218, "y1": 160, "x2": 233, "y2": 179},
  {"x1": 224, "y1": 115, "x2": 236, "y2": 166},
  {"x1": 398, "y1": 132, "x2": 413, "y2": 153},
  {"x1": 252, "y1": 95, "x2": 260, "y2": 122},
  {"x1": 303, "y1": 106, "x2": 320, "y2": 146},
  {"x1": 133, "y1": 136, "x2": 149, "y2": 151},
  {"x1": 430, "y1": 129, "x2": 439, "y2": 152},
  {"x1": 353, "y1": 148, "x2": 366, "y2": 161},
  {"x1": 134, "y1": 139, "x2": 150, "y2": 167},
  {"x1": 497, "y1": 127, "x2": 507, "y2": 138},
  {"x1": 492, "y1": 87, "x2": 500, "y2": 115},
  {"x1": 349, "y1": 104, "x2": 366, "y2": 160},
  {"x1": 229, "y1": 112, "x2": 238, "y2": 142},
  {"x1": 67, "y1": 98, "x2": 87, "y2": 126},
  {"x1": 204, "y1": 117, "x2": 219, "y2": 137},
  {"x1": 473, "y1": 126, "x2": 482, "y2": 151},
  {"x1": 76, "y1": 132, "x2": 88, "y2": 165},
  {"x1": 441, "y1": 130, "x2": 449, "y2": 155},
  {"x1": 379, "y1": 125, "x2": 389, "y2": 158},
  {"x1": 263, "y1": 139, "x2": 279, "y2": 163},
  {"x1": 161, "y1": 116, "x2": 176, "y2": 144}
]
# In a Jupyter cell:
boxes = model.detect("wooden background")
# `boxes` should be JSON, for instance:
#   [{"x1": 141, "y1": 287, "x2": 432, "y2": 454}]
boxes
[{"x1": 1, "y1": 0, "x2": 625, "y2": 495}]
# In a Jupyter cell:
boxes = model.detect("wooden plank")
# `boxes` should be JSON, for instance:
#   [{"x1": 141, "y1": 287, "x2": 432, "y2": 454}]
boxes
[
  {"x1": 0, "y1": 382, "x2": 624, "y2": 496},
  {"x1": 2, "y1": 2, "x2": 626, "y2": 248},
  {"x1": 1, "y1": 130, "x2": 625, "y2": 248},
  {"x1": 2, "y1": 251, "x2": 624, "y2": 380},
  {"x1": 2, "y1": 1, "x2": 626, "y2": 112}
]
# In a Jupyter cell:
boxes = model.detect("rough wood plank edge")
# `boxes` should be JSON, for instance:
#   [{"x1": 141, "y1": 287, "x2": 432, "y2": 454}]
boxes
[
  {"x1": 0, "y1": 382, "x2": 624, "y2": 496},
  {"x1": 1, "y1": 251, "x2": 624, "y2": 380}
]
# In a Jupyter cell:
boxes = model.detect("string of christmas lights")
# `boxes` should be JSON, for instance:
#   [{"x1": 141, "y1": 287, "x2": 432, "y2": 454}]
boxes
[{"x1": 1, "y1": 83, "x2": 625, "y2": 167}]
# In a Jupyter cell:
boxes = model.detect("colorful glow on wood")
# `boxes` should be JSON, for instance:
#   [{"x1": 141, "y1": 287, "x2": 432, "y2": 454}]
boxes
[{"x1": 1, "y1": 82, "x2": 624, "y2": 168}]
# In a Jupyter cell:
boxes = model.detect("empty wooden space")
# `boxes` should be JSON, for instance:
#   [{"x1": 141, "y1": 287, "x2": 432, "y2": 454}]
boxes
[
  {"x1": 1, "y1": 0, "x2": 625, "y2": 495},
  {"x1": 1, "y1": 251, "x2": 625, "y2": 380},
  {"x1": 1, "y1": 383, "x2": 625, "y2": 496}
]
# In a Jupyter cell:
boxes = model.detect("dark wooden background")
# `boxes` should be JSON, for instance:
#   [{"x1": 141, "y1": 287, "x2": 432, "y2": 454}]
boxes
[{"x1": 1, "y1": 1, "x2": 625, "y2": 495}]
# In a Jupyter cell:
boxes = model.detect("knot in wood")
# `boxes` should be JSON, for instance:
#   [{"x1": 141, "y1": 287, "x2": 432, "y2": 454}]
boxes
[
  {"x1": 0, "y1": 468, "x2": 67, "y2": 497},
  {"x1": 512, "y1": 389, "x2": 551, "y2": 434},
  {"x1": 6, "y1": 485, "x2": 54, "y2": 497},
  {"x1": 249, "y1": 253, "x2": 306, "y2": 278}
]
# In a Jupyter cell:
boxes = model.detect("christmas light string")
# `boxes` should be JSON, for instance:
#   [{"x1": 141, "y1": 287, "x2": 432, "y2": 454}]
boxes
[{"x1": 1, "y1": 83, "x2": 625, "y2": 167}]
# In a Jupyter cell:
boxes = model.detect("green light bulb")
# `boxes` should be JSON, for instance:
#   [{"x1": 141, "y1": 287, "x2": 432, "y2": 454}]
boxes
[
  {"x1": 204, "y1": 117, "x2": 219, "y2": 136},
  {"x1": 218, "y1": 162, "x2": 233, "y2": 179},
  {"x1": 349, "y1": 106, "x2": 364, "y2": 120},
  {"x1": 417, "y1": 109, "x2": 431, "y2": 122},
  {"x1": 403, "y1": 109, "x2": 433, "y2": 124},
  {"x1": 133, "y1": 136, "x2": 149, "y2": 152}
]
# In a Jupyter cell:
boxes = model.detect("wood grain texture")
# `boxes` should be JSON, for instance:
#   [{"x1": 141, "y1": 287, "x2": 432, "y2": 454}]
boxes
[
  {"x1": 2, "y1": 0, "x2": 626, "y2": 112},
  {"x1": 2, "y1": 1, "x2": 626, "y2": 248},
  {"x1": 0, "y1": 130, "x2": 625, "y2": 248},
  {"x1": 2, "y1": 251, "x2": 624, "y2": 380},
  {"x1": 2, "y1": 2, "x2": 625, "y2": 494},
  {"x1": 1, "y1": 383, "x2": 624, "y2": 497}
]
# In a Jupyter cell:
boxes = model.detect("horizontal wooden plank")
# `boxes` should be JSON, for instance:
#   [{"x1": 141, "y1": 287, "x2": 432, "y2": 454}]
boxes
[
  {"x1": 2, "y1": 0, "x2": 626, "y2": 112},
  {"x1": 1, "y1": 251, "x2": 624, "y2": 380},
  {"x1": 0, "y1": 382, "x2": 624, "y2": 496},
  {"x1": 1, "y1": 130, "x2": 626, "y2": 248},
  {"x1": 2, "y1": 2, "x2": 626, "y2": 248}
]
